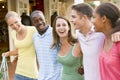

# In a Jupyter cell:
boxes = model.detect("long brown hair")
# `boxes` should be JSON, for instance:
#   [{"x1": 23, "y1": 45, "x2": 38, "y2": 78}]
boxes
[{"x1": 51, "y1": 16, "x2": 77, "y2": 49}]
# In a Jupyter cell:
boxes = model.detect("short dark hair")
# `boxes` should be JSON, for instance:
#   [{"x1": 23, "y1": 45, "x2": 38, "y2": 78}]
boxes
[{"x1": 71, "y1": 3, "x2": 93, "y2": 19}]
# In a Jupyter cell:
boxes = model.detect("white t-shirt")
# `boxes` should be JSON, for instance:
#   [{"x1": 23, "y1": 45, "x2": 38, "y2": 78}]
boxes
[{"x1": 77, "y1": 27, "x2": 105, "y2": 80}]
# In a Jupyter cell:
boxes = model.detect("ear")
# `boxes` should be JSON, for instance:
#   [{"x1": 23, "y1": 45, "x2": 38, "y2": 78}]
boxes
[
  {"x1": 81, "y1": 15, "x2": 89, "y2": 21},
  {"x1": 102, "y1": 16, "x2": 107, "y2": 23}
]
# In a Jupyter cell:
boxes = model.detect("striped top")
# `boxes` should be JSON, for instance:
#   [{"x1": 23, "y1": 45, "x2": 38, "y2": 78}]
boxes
[{"x1": 33, "y1": 26, "x2": 62, "y2": 80}]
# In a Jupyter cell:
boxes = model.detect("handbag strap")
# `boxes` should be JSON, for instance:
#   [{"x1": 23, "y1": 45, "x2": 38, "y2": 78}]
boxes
[{"x1": 0, "y1": 56, "x2": 8, "y2": 72}]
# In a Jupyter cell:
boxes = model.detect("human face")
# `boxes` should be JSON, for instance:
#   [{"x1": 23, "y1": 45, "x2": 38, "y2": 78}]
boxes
[
  {"x1": 31, "y1": 13, "x2": 47, "y2": 33},
  {"x1": 7, "y1": 16, "x2": 22, "y2": 32},
  {"x1": 93, "y1": 12, "x2": 104, "y2": 32},
  {"x1": 70, "y1": 10, "x2": 84, "y2": 31},
  {"x1": 55, "y1": 18, "x2": 70, "y2": 39}
]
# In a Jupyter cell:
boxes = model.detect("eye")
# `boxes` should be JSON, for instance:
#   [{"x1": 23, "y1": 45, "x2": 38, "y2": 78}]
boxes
[
  {"x1": 10, "y1": 24, "x2": 13, "y2": 27},
  {"x1": 39, "y1": 18, "x2": 43, "y2": 21},
  {"x1": 71, "y1": 15, "x2": 75, "y2": 18},
  {"x1": 56, "y1": 24, "x2": 60, "y2": 27},
  {"x1": 15, "y1": 21, "x2": 18, "y2": 24},
  {"x1": 62, "y1": 23, "x2": 67, "y2": 27},
  {"x1": 33, "y1": 20, "x2": 38, "y2": 24}
]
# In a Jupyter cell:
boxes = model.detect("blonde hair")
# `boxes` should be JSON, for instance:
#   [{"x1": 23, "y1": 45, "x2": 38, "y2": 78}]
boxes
[{"x1": 5, "y1": 11, "x2": 20, "y2": 22}]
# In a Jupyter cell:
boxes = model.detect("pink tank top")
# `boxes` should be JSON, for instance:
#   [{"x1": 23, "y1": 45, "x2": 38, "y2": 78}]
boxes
[{"x1": 99, "y1": 42, "x2": 120, "y2": 80}]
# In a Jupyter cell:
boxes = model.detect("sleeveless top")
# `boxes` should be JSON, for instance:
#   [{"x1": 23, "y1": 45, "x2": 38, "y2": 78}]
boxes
[{"x1": 57, "y1": 46, "x2": 84, "y2": 80}]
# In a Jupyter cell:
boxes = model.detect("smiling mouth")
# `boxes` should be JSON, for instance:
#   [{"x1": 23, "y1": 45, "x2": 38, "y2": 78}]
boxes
[
  {"x1": 58, "y1": 29, "x2": 65, "y2": 33},
  {"x1": 59, "y1": 31, "x2": 65, "y2": 34},
  {"x1": 37, "y1": 23, "x2": 43, "y2": 27}
]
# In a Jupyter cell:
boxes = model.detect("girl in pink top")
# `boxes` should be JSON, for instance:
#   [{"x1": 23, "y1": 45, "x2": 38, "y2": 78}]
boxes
[
  {"x1": 99, "y1": 42, "x2": 120, "y2": 80},
  {"x1": 93, "y1": 2, "x2": 120, "y2": 80}
]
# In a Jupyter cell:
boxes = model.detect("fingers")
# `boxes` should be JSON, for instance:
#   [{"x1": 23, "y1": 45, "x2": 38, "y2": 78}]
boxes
[
  {"x1": 111, "y1": 32, "x2": 120, "y2": 42},
  {"x1": 2, "y1": 53, "x2": 6, "y2": 57},
  {"x1": 2, "y1": 52, "x2": 9, "y2": 57}
]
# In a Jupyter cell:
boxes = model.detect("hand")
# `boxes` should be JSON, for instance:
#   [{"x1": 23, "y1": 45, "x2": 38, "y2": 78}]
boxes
[
  {"x1": 111, "y1": 32, "x2": 120, "y2": 42},
  {"x1": 78, "y1": 65, "x2": 84, "y2": 75},
  {"x1": 2, "y1": 51, "x2": 10, "y2": 57}
]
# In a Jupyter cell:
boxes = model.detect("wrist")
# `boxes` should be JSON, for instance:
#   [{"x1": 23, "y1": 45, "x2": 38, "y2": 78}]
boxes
[{"x1": 7, "y1": 51, "x2": 10, "y2": 56}]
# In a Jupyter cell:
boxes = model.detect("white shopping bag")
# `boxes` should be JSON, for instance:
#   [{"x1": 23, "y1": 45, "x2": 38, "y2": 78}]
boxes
[{"x1": 0, "y1": 56, "x2": 9, "y2": 80}]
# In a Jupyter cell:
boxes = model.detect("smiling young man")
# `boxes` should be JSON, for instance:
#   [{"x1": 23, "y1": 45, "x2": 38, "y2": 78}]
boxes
[
  {"x1": 70, "y1": 3, "x2": 104, "y2": 80},
  {"x1": 30, "y1": 10, "x2": 62, "y2": 80},
  {"x1": 70, "y1": 3, "x2": 120, "y2": 80}
]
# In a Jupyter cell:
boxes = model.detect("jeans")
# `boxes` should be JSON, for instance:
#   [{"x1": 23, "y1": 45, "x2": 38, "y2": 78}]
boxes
[{"x1": 14, "y1": 74, "x2": 37, "y2": 80}]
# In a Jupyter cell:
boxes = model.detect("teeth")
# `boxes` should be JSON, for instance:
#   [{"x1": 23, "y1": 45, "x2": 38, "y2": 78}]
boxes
[
  {"x1": 59, "y1": 30, "x2": 64, "y2": 32},
  {"x1": 60, "y1": 31, "x2": 63, "y2": 33},
  {"x1": 59, "y1": 31, "x2": 64, "y2": 34}
]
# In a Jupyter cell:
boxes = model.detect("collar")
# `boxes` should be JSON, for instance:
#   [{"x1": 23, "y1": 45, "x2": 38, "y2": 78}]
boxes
[
  {"x1": 36, "y1": 25, "x2": 52, "y2": 37},
  {"x1": 79, "y1": 25, "x2": 95, "y2": 37}
]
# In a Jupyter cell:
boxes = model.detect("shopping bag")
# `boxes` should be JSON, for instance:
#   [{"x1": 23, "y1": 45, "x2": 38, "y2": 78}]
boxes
[{"x1": 0, "y1": 56, "x2": 9, "y2": 80}]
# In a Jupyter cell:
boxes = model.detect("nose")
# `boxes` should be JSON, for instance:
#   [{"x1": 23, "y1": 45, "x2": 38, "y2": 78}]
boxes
[
  {"x1": 11, "y1": 23, "x2": 18, "y2": 29},
  {"x1": 59, "y1": 26, "x2": 64, "y2": 31},
  {"x1": 38, "y1": 19, "x2": 42, "y2": 23},
  {"x1": 59, "y1": 25, "x2": 65, "y2": 31},
  {"x1": 13, "y1": 23, "x2": 17, "y2": 27},
  {"x1": 70, "y1": 17, "x2": 73, "y2": 23}
]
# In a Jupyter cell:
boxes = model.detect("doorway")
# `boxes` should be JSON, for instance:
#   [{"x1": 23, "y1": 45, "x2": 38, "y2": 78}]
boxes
[{"x1": 0, "y1": 1, "x2": 9, "y2": 61}]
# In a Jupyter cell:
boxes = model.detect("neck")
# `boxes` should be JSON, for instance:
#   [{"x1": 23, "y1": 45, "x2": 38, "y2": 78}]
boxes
[
  {"x1": 17, "y1": 25, "x2": 26, "y2": 34},
  {"x1": 60, "y1": 37, "x2": 68, "y2": 45},
  {"x1": 103, "y1": 25, "x2": 112, "y2": 40},
  {"x1": 104, "y1": 37, "x2": 112, "y2": 47},
  {"x1": 80, "y1": 21, "x2": 93, "y2": 36},
  {"x1": 60, "y1": 38, "x2": 71, "y2": 49},
  {"x1": 38, "y1": 26, "x2": 48, "y2": 35}
]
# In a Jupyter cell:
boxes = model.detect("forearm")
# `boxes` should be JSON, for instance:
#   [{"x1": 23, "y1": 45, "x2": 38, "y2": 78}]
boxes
[
  {"x1": 2, "y1": 49, "x2": 18, "y2": 57},
  {"x1": 9, "y1": 49, "x2": 18, "y2": 56}
]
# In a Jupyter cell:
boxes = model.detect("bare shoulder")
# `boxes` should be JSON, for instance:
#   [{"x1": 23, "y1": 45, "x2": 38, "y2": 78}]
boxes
[{"x1": 72, "y1": 42, "x2": 82, "y2": 57}]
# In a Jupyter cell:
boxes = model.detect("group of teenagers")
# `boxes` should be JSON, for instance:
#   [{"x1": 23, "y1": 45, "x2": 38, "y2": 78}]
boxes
[{"x1": 2, "y1": 2, "x2": 120, "y2": 80}]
